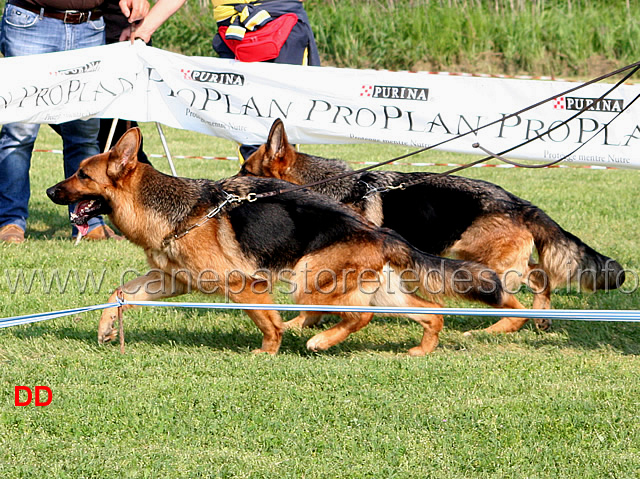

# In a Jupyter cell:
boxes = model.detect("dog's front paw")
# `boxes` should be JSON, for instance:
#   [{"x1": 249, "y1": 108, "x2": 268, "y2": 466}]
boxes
[
  {"x1": 408, "y1": 346, "x2": 428, "y2": 357},
  {"x1": 306, "y1": 335, "x2": 331, "y2": 352}
]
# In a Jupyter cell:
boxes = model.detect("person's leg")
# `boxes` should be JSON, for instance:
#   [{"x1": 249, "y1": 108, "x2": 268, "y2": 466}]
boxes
[
  {"x1": 0, "y1": 4, "x2": 59, "y2": 232},
  {"x1": 0, "y1": 122, "x2": 40, "y2": 231}
]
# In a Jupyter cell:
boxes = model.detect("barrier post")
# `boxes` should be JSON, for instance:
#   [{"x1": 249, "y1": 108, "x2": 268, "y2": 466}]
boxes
[{"x1": 116, "y1": 289, "x2": 125, "y2": 354}]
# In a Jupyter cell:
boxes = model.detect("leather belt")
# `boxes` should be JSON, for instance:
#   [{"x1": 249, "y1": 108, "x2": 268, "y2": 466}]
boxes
[{"x1": 8, "y1": 0, "x2": 103, "y2": 24}]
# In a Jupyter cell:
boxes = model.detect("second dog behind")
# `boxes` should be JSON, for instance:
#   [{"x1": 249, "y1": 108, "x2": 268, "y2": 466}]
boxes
[{"x1": 240, "y1": 119, "x2": 625, "y2": 333}]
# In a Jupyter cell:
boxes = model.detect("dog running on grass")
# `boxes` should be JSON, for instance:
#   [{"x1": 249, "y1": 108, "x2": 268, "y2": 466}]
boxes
[
  {"x1": 45, "y1": 127, "x2": 526, "y2": 355},
  {"x1": 239, "y1": 119, "x2": 625, "y2": 333}
]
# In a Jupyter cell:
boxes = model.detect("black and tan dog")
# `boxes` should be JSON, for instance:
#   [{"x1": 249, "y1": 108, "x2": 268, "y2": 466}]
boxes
[
  {"x1": 47, "y1": 128, "x2": 523, "y2": 355},
  {"x1": 239, "y1": 119, "x2": 625, "y2": 332}
]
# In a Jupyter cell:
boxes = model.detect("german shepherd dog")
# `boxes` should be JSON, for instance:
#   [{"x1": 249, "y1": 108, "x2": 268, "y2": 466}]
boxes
[
  {"x1": 47, "y1": 128, "x2": 523, "y2": 355},
  {"x1": 239, "y1": 119, "x2": 625, "y2": 332}
]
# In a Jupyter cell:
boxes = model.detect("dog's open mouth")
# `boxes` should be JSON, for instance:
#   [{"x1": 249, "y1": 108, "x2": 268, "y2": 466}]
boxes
[{"x1": 70, "y1": 199, "x2": 106, "y2": 236}]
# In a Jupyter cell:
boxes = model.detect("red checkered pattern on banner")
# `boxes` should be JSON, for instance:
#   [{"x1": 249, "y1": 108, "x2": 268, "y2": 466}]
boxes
[
  {"x1": 360, "y1": 85, "x2": 373, "y2": 97},
  {"x1": 181, "y1": 69, "x2": 192, "y2": 80},
  {"x1": 553, "y1": 97, "x2": 565, "y2": 109}
]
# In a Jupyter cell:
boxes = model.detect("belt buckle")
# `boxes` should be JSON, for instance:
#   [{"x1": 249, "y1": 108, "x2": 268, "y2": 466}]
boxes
[{"x1": 63, "y1": 10, "x2": 85, "y2": 23}]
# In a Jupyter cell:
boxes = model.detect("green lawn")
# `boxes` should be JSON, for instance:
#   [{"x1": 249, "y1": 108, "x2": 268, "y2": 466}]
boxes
[{"x1": 1, "y1": 123, "x2": 639, "y2": 478}]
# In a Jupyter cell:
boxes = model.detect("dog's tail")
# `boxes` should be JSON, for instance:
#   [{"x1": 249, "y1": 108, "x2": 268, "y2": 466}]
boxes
[
  {"x1": 382, "y1": 232, "x2": 505, "y2": 307},
  {"x1": 524, "y1": 206, "x2": 625, "y2": 292}
]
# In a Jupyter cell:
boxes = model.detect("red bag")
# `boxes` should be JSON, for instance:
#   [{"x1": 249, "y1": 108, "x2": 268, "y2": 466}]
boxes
[{"x1": 218, "y1": 13, "x2": 298, "y2": 62}]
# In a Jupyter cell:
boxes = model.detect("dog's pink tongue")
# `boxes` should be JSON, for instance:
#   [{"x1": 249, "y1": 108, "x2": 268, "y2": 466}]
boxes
[{"x1": 72, "y1": 201, "x2": 91, "y2": 236}]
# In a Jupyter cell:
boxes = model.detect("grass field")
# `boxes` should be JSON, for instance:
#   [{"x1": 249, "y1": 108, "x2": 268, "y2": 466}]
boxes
[{"x1": 1, "y1": 123, "x2": 639, "y2": 478}]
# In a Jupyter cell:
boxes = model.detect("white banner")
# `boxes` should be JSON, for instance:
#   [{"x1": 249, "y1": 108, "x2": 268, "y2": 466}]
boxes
[{"x1": 1, "y1": 42, "x2": 639, "y2": 168}]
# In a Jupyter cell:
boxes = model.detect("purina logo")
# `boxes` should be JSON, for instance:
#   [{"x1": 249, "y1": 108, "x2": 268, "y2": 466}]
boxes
[
  {"x1": 361, "y1": 85, "x2": 429, "y2": 101},
  {"x1": 553, "y1": 96, "x2": 624, "y2": 112},
  {"x1": 51, "y1": 61, "x2": 101, "y2": 76},
  {"x1": 181, "y1": 69, "x2": 244, "y2": 86}
]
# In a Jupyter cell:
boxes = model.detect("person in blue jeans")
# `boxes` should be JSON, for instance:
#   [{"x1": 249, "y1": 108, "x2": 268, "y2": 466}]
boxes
[{"x1": 0, "y1": 0, "x2": 148, "y2": 244}]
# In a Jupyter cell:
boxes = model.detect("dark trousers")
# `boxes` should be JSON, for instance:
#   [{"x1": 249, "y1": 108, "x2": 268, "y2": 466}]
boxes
[{"x1": 97, "y1": 119, "x2": 150, "y2": 164}]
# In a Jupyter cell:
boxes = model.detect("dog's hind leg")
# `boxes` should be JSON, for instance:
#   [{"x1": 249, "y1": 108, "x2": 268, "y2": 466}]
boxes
[
  {"x1": 283, "y1": 312, "x2": 324, "y2": 330},
  {"x1": 527, "y1": 266, "x2": 552, "y2": 331},
  {"x1": 473, "y1": 293, "x2": 529, "y2": 334},
  {"x1": 478, "y1": 268, "x2": 552, "y2": 334},
  {"x1": 372, "y1": 285, "x2": 444, "y2": 356},
  {"x1": 450, "y1": 219, "x2": 538, "y2": 334},
  {"x1": 399, "y1": 296, "x2": 444, "y2": 357},
  {"x1": 531, "y1": 286, "x2": 552, "y2": 331},
  {"x1": 98, "y1": 270, "x2": 189, "y2": 345},
  {"x1": 306, "y1": 312, "x2": 374, "y2": 352},
  {"x1": 293, "y1": 245, "x2": 383, "y2": 352}
]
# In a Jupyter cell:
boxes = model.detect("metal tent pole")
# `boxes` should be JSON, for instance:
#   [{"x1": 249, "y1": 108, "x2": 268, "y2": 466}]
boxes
[{"x1": 155, "y1": 122, "x2": 177, "y2": 176}]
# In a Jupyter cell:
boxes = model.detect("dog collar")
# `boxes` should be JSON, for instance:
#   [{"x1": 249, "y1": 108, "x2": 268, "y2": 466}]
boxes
[{"x1": 161, "y1": 191, "x2": 257, "y2": 247}]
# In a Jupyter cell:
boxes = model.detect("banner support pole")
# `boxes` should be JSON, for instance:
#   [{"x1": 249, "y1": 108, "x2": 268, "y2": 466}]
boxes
[{"x1": 156, "y1": 122, "x2": 177, "y2": 176}]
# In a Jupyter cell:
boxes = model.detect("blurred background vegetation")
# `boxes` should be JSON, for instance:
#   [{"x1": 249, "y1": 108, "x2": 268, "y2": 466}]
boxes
[
  {"x1": 0, "y1": 0, "x2": 637, "y2": 76},
  {"x1": 148, "y1": 0, "x2": 640, "y2": 77}
]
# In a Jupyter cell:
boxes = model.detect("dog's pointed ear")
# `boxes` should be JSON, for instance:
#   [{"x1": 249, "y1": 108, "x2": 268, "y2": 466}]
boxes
[
  {"x1": 265, "y1": 119, "x2": 289, "y2": 161},
  {"x1": 108, "y1": 127, "x2": 141, "y2": 179}
]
